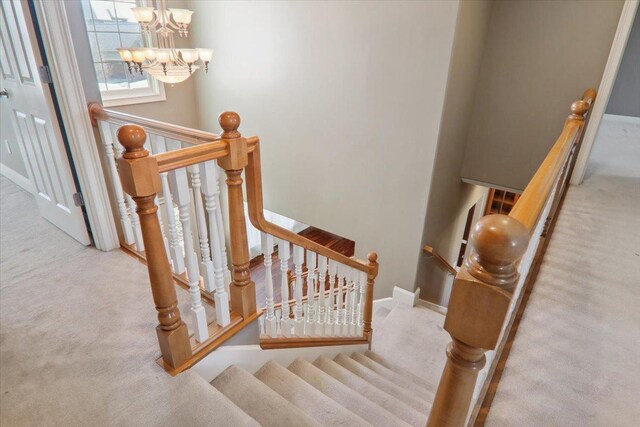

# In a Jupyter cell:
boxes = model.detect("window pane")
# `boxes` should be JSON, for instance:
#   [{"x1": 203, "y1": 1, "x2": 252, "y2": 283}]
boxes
[
  {"x1": 94, "y1": 63, "x2": 107, "y2": 92},
  {"x1": 96, "y1": 32, "x2": 122, "y2": 62},
  {"x1": 128, "y1": 68, "x2": 150, "y2": 89},
  {"x1": 120, "y1": 33, "x2": 146, "y2": 50},
  {"x1": 104, "y1": 62, "x2": 129, "y2": 91},
  {"x1": 90, "y1": 1, "x2": 119, "y2": 32},
  {"x1": 87, "y1": 32, "x2": 101, "y2": 63}
]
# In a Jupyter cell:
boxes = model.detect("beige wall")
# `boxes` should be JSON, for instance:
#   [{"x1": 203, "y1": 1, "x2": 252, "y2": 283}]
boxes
[
  {"x1": 188, "y1": 0, "x2": 460, "y2": 298},
  {"x1": 461, "y1": 0, "x2": 624, "y2": 191},
  {"x1": 414, "y1": 0, "x2": 492, "y2": 305}
]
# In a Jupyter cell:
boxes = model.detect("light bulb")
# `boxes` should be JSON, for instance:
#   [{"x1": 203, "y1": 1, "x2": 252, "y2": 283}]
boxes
[
  {"x1": 145, "y1": 49, "x2": 157, "y2": 61},
  {"x1": 131, "y1": 49, "x2": 147, "y2": 64},
  {"x1": 169, "y1": 9, "x2": 194, "y2": 25},
  {"x1": 131, "y1": 7, "x2": 154, "y2": 23},
  {"x1": 117, "y1": 49, "x2": 133, "y2": 62},
  {"x1": 156, "y1": 49, "x2": 171, "y2": 64},
  {"x1": 180, "y1": 49, "x2": 198, "y2": 63},
  {"x1": 197, "y1": 48, "x2": 213, "y2": 62}
]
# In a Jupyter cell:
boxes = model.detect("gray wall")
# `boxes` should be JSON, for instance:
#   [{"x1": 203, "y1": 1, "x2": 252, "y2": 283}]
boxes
[
  {"x1": 415, "y1": 0, "x2": 492, "y2": 305},
  {"x1": 461, "y1": 0, "x2": 624, "y2": 191},
  {"x1": 607, "y1": 8, "x2": 640, "y2": 118},
  {"x1": 188, "y1": 0, "x2": 460, "y2": 298}
]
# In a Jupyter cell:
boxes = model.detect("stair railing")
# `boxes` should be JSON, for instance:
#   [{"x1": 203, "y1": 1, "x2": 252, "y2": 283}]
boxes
[
  {"x1": 243, "y1": 119, "x2": 379, "y2": 349},
  {"x1": 427, "y1": 89, "x2": 596, "y2": 426}
]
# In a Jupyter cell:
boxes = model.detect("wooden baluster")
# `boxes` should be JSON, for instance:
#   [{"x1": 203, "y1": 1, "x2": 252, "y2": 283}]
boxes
[
  {"x1": 363, "y1": 252, "x2": 378, "y2": 342},
  {"x1": 200, "y1": 160, "x2": 231, "y2": 327},
  {"x1": 213, "y1": 163, "x2": 232, "y2": 287},
  {"x1": 112, "y1": 127, "x2": 145, "y2": 252},
  {"x1": 357, "y1": 270, "x2": 366, "y2": 336},
  {"x1": 217, "y1": 112, "x2": 257, "y2": 319},
  {"x1": 278, "y1": 239, "x2": 291, "y2": 337},
  {"x1": 292, "y1": 245, "x2": 305, "y2": 336},
  {"x1": 261, "y1": 232, "x2": 276, "y2": 336},
  {"x1": 150, "y1": 136, "x2": 186, "y2": 274},
  {"x1": 317, "y1": 255, "x2": 328, "y2": 336},
  {"x1": 169, "y1": 167, "x2": 208, "y2": 343},
  {"x1": 96, "y1": 121, "x2": 135, "y2": 245},
  {"x1": 188, "y1": 165, "x2": 215, "y2": 292},
  {"x1": 305, "y1": 250, "x2": 317, "y2": 336},
  {"x1": 116, "y1": 124, "x2": 191, "y2": 369},
  {"x1": 327, "y1": 260, "x2": 337, "y2": 336},
  {"x1": 427, "y1": 215, "x2": 528, "y2": 427}
]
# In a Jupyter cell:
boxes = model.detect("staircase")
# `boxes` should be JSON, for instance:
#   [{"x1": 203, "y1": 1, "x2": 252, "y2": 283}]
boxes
[{"x1": 205, "y1": 303, "x2": 448, "y2": 427}]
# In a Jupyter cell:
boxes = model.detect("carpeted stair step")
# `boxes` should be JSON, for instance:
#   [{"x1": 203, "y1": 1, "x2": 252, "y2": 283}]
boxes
[
  {"x1": 363, "y1": 350, "x2": 435, "y2": 392},
  {"x1": 372, "y1": 303, "x2": 450, "y2": 389},
  {"x1": 333, "y1": 353, "x2": 430, "y2": 413},
  {"x1": 351, "y1": 352, "x2": 435, "y2": 402},
  {"x1": 288, "y1": 358, "x2": 412, "y2": 427},
  {"x1": 313, "y1": 355, "x2": 427, "y2": 426},
  {"x1": 255, "y1": 361, "x2": 370, "y2": 426},
  {"x1": 211, "y1": 365, "x2": 320, "y2": 427},
  {"x1": 373, "y1": 306, "x2": 392, "y2": 329}
]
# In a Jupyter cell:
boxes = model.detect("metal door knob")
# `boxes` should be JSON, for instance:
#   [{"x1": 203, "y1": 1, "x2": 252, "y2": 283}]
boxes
[{"x1": 0, "y1": 89, "x2": 8, "y2": 98}]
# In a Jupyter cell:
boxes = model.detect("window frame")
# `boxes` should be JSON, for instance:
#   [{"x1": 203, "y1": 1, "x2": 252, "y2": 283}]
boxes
[{"x1": 82, "y1": 0, "x2": 166, "y2": 107}]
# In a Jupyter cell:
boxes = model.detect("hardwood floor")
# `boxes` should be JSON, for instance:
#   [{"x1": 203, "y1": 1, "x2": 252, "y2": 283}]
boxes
[{"x1": 252, "y1": 226, "x2": 355, "y2": 308}]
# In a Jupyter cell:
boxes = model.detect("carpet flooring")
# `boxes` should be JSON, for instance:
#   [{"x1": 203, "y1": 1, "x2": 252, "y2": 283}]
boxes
[{"x1": 486, "y1": 116, "x2": 640, "y2": 426}]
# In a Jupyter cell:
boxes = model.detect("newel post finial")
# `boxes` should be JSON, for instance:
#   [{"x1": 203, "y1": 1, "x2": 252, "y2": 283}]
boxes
[
  {"x1": 219, "y1": 111, "x2": 241, "y2": 139},
  {"x1": 569, "y1": 99, "x2": 590, "y2": 121},
  {"x1": 117, "y1": 124, "x2": 149, "y2": 159},
  {"x1": 465, "y1": 214, "x2": 529, "y2": 291}
]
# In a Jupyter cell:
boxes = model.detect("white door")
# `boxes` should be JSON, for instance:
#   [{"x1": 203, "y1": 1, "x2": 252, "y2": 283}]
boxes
[{"x1": 0, "y1": 0, "x2": 90, "y2": 245}]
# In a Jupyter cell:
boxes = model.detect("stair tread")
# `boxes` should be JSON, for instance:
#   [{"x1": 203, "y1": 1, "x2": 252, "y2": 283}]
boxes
[
  {"x1": 288, "y1": 358, "x2": 412, "y2": 427},
  {"x1": 211, "y1": 365, "x2": 321, "y2": 427},
  {"x1": 333, "y1": 353, "x2": 430, "y2": 413},
  {"x1": 363, "y1": 350, "x2": 435, "y2": 392},
  {"x1": 372, "y1": 303, "x2": 449, "y2": 389},
  {"x1": 255, "y1": 361, "x2": 370, "y2": 427},
  {"x1": 351, "y1": 352, "x2": 435, "y2": 401},
  {"x1": 372, "y1": 306, "x2": 392, "y2": 329},
  {"x1": 313, "y1": 355, "x2": 427, "y2": 427}
]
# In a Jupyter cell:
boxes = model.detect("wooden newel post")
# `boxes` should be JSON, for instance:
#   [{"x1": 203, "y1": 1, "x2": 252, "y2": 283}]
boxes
[
  {"x1": 427, "y1": 214, "x2": 528, "y2": 427},
  {"x1": 217, "y1": 112, "x2": 257, "y2": 319},
  {"x1": 363, "y1": 252, "x2": 378, "y2": 342},
  {"x1": 116, "y1": 124, "x2": 191, "y2": 369}
]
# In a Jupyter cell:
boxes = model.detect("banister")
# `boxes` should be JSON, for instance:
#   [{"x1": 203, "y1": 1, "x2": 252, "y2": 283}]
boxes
[
  {"x1": 243, "y1": 140, "x2": 370, "y2": 274},
  {"x1": 88, "y1": 102, "x2": 220, "y2": 145},
  {"x1": 427, "y1": 89, "x2": 596, "y2": 427},
  {"x1": 424, "y1": 245, "x2": 458, "y2": 276}
]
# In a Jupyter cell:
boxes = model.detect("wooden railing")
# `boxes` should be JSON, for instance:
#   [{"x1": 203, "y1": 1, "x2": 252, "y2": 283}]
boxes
[
  {"x1": 426, "y1": 89, "x2": 596, "y2": 426},
  {"x1": 92, "y1": 107, "x2": 379, "y2": 372}
]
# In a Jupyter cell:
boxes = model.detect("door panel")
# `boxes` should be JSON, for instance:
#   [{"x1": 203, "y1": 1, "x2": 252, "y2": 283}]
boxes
[{"x1": 0, "y1": 0, "x2": 90, "y2": 245}]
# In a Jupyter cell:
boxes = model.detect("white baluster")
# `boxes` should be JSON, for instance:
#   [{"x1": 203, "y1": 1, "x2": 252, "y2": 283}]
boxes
[
  {"x1": 150, "y1": 136, "x2": 186, "y2": 274},
  {"x1": 200, "y1": 160, "x2": 230, "y2": 327},
  {"x1": 305, "y1": 250, "x2": 317, "y2": 336},
  {"x1": 213, "y1": 163, "x2": 232, "y2": 287},
  {"x1": 335, "y1": 264, "x2": 346, "y2": 336},
  {"x1": 292, "y1": 245, "x2": 305, "y2": 336},
  {"x1": 349, "y1": 268, "x2": 359, "y2": 336},
  {"x1": 97, "y1": 121, "x2": 135, "y2": 245},
  {"x1": 317, "y1": 256, "x2": 328, "y2": 336},
  {"x1": 261, "y1": 232, "x2": 276, "y2": 336},
  {"x1": 112, "y1": 133, "x2": 144, "y2": 252},
  {"x1": 169, "y1": 167, "x2": 208, "y2": 343},
  {"x1": 327, "y1": 260, "x2": 338, "y2": 336},
  {"x1": 188, "y1": 165, "x2": 215, "y2": 292},
  {"x1": 279, "y1": 240, "x2": 291, "y2": 337},
  {"x1": 343, "y1": 268, "x2": 353, "y2": 336},
  {"x1": 357, "y1": 270, "x2": 366, "y2": 336}
]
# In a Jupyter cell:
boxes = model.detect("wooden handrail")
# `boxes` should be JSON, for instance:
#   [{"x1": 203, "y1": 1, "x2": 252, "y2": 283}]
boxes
[
  {"x1": 510, "y1": 90, "x2": 594, "y2": 232},
  {"x1": 88, "y1": 102, "x2": 220, "y2": 145},
  {"x1": 243, "y1": 140, "x2": 370, "y2": 273},
  {"x1": 424, "y1": 245, "x2": 457, "y2": 275},
  {"x1": 427, "y1": 89, "x2": 596, "y2": 427}
]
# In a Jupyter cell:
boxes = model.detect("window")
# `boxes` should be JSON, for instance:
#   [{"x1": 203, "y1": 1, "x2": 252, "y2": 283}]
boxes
[{"x1": 82, "y1": 0, "x2": 165, "y2": 106}]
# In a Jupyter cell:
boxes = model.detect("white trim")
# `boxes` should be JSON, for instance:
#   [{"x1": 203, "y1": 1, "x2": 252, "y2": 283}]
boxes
[
  {"x1": 602, "y1": 113, "x2": 640, "y2": 125},
  {"x1": 416, "y1": 299, "x2": 448, "y2": 316},
  {"x1": 34, "y1": 0, "x2": 120, "y2": 251},
  {"x1": 461, "y1": 177, "x2": 522, "y2": 194},
  {"x1": 571, "y1": 0, "x2": 639, "y2": 185},
  {"x1": 102, "y1": 84, "x2": 166, "y2": 107},
  {"x1": 0, "y1": 164, "x2": 35, "y2": 195}
]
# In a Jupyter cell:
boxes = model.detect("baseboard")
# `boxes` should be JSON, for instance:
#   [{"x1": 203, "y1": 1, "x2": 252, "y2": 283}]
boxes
[
  {"x1": 416, "y1": 299, "x2": 447, "y2": 315},
  {"x1": 603, "y1": 113, "x2": 640, "y2": 126},
  {"x1": 0, "y1": 164, "x2": 35, "y2": 194}
]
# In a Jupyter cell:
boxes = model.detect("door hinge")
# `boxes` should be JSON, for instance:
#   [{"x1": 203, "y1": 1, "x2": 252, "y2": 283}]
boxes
[
  {"x1": 38, "y1": 65, "x2": 53, "y2": 84},
  {"x1": 73, "y1": 192, "x2": 85, "y2": 207}
]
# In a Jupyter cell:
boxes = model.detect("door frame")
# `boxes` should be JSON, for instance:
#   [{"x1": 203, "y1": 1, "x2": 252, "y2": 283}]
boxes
[
  {"x1": 571, "y1": 0, "x2": 639, "y2": 185},
  {"x1": 31, "y1": 0, "x2": 119, "y2": 251}
]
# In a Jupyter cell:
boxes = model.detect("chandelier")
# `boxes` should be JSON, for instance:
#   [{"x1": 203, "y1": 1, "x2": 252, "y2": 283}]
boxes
[{"x1": 116, "y1": 0, "x2": 212, "y2": 85}]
